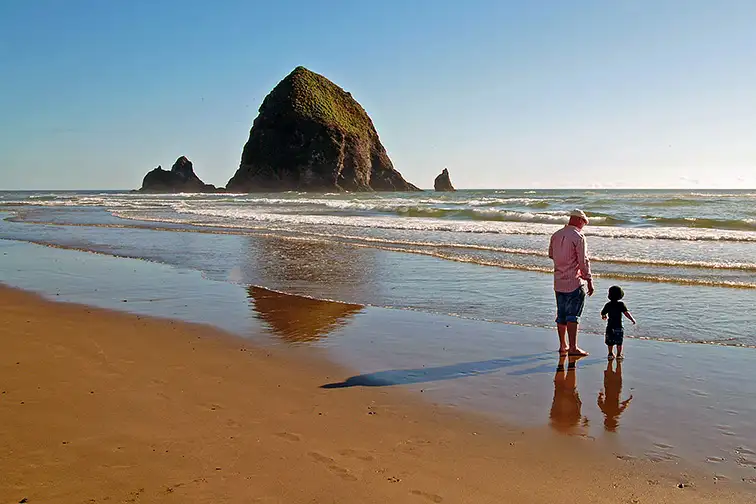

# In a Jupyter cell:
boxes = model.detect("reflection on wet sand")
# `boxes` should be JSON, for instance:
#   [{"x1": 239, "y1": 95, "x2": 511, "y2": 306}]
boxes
[
  {"x1": 247, "y1": 286, "x2": 363, "y2": 343},
  {"x1": 598, "y1": 360, "x2": 633, "y2": 432},
  {"x1": 247, "y1": 237, "x2": 373, "y2": 293},
  {"x1": 550, "y1": 355, "x2": 589, "y2": 434}
]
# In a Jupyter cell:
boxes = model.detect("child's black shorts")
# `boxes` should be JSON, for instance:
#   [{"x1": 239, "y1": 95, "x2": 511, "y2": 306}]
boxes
[{"x1": 605, "y1": 327, "x2": 624, "y2": 346}]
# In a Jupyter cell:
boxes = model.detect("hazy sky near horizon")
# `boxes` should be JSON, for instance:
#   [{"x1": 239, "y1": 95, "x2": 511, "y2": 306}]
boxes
[{"x1": 1, "y1": 1, "x2": 755, "y2": 190}]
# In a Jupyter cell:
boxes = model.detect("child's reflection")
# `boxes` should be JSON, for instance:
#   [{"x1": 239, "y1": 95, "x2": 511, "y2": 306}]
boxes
[
  {"x1": 597, "y1": 360, "x2": 633, "y2": 432},
  {"x1": 550, "y1": 355, "x2": 589, "y2": 434}
]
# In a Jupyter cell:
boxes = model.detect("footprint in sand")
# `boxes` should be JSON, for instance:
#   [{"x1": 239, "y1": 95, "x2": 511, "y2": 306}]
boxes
[
  {"x1": 309, "y1": 452, "x2": 334, "y2": 464},
  {"x1": 275, "y1": 432, "x2": 301, "y2": 442},
  {"x1": 308, "y1": 452, "x2": 358, "y2": 481},
  {"x1": 397, "y1": 437, "x2": 432, "y2": 456},
  {"x1": 410, "y1": 489, "x2": 443, "y2": 502},
  {"x1": 338, "y1": 448, "x2": 375, "y2": 462}
]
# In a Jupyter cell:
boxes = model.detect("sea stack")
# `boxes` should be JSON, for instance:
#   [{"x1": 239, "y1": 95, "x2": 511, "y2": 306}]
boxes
[
  {"x1": 434, "y1": 168, "x2": 456, "y2": 191},
  {"x1": 226, "y1": 66, "x2": 420, "y2": 192},
  {"x1": 139, "y1": 156, "x2": 217, "y2": 193}
]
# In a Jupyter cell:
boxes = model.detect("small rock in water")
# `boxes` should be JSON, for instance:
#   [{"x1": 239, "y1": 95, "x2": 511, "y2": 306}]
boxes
[
  {"x1": 138, "y1": 156, "x2": 218, "y2": 193},
  {"x1": 434, "y1": 168, "x2": 456, "y2": 192}
]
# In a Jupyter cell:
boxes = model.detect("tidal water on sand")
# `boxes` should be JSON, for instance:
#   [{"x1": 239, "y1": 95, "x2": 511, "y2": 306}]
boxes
[
  {"x1": 1, "y1": 189, "x2": 755, "y2": 483},
  {"x1": 2, "y1": 189, "x2": 756, "y2": 347}
]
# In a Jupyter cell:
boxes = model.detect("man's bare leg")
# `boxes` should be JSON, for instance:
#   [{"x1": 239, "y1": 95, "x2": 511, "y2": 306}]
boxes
[
  {"x1": 567, "y1": 322, "x2": 589, "y2": 356},
  {"x1": 557, "y1": 323, "x2": 568, "y2": 354}
]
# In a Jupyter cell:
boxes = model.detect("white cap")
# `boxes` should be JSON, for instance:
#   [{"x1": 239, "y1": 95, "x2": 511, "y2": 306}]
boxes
[{"x1": 569, "y1": 209, "x2": 589, "y2": 224}]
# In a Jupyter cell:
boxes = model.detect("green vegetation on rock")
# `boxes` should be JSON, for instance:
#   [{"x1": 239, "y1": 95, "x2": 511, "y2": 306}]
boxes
[{"x1": 266, "y1": 66, "x2": 374, "y2": 137}]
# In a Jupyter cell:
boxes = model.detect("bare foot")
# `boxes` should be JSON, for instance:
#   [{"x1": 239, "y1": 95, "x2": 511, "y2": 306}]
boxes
[
  {"x1": 608, "y1": 353, "x2": 614, "y2": 361},
  {"x1": 568, "y1": 347, "x2": 589, "y2": 357},
  {"x1": 616, "y1": 354, "x2": 625, "y2": 361},
  {"x1": 558, "y1": 347, "x2": 569, "y2": 355}
]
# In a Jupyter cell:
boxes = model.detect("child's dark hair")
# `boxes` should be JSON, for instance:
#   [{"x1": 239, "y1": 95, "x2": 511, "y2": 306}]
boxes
[{"x1": 608, "y1": 285, "x2": 624, "y2": 301}]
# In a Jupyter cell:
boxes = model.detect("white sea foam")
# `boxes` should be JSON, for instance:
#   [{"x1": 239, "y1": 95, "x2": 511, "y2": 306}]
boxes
[
  {"x1": 689, "y1": 192, "x2": 756, "y2": 198},
  {"x1": 6, "y1": 190, "x2": 756, "y2": 241},
  {"x1": 109, "y1": 204, "x2": 756, "y2": 243}
]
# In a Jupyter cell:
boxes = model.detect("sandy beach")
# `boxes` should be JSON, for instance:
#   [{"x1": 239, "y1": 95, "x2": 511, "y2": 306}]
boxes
[{"x1": 1, "y1": 285, "x2": 751, "y2": 503}]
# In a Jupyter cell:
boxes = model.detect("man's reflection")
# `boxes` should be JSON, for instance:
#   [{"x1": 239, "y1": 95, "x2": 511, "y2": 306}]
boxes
[
  {"x1": 550, "y1": 355, "x2": 589, "y2": 434},
  {"x1": 248, "y1": 286, "x2": 363, "y2": 343},
  {"x1": 597, "y1": 360, "x2": 633, "y2": 432}
]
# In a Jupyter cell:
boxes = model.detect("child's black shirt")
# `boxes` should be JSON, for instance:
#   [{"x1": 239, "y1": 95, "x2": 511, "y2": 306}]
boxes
[{"x1": 601, "y1": 301, "x2": 628, "y2": 329}]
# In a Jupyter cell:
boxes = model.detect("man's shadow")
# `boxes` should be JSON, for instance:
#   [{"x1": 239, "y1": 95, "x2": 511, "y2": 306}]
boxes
[{"x1": 321, "y1": 352, "x2": 552, "y2": 389}]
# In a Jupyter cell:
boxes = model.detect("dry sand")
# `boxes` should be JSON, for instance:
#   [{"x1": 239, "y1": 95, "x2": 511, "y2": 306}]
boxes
[{"x1": 0, "y1": 286, "x2": 750, "y2": 503}]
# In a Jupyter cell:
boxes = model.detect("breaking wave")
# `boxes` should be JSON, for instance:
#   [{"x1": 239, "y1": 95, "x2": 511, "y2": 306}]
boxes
[
  {"x1": 643, "y1": 216, "x2": 756, "y2": 232},
  {"x1": 112, "y1": 206, "x2": 756, "y2": 243}
]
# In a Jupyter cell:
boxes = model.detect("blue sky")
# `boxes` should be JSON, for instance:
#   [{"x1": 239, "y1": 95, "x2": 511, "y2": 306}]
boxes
[{"x1": 1, "y1": 0, "x2": 755, "y2": 189}]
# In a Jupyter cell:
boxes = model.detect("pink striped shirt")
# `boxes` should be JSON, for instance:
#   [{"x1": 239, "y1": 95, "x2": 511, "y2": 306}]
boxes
[{"x1": 548, "y1": 225, "x2": 592, "y2": 293}]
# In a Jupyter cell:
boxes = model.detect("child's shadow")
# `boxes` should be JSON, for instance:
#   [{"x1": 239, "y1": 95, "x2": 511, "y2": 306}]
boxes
[{"x1": 597, "y1": 360, "x2": 633, "y2": 432}]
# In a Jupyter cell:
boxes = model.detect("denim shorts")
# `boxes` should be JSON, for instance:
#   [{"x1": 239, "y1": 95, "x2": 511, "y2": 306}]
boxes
[{"x1": 555, "y1": 286, "x2": 586, "y2": 325}]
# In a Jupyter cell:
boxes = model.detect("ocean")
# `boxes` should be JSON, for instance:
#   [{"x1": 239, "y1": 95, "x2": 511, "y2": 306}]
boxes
[{"x1": 2, "y1": 189, "x2": 755, "y2": 348}]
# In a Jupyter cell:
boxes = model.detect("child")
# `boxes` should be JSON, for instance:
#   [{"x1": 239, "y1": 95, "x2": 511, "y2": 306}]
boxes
[{"x1": 601, "y1": 286, "x2": 636, "y2": 360}]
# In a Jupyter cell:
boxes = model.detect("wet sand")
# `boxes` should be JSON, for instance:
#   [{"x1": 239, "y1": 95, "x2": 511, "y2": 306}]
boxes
[
  {"x1": 2, "y1": 239, "x2": 756, "y2": 484},
  {"x1": 0, "y1": 286, "x2": 751, "y2": 503}
]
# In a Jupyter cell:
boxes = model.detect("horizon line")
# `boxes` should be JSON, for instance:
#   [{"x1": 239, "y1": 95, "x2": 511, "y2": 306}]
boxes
[{"x1": 1, "y1": 187, "x2": 755, "y2": 192}]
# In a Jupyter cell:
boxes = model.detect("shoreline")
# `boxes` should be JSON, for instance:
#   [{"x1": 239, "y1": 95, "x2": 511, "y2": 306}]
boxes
[
  {"x1": 4, "y1": 195, "x2": 756, "y2": 351},
  {"x1": 2, "y1": 222, "x2": 756, "y2": 350},
  {"x1": 1, "y1": 285, "x2": 751, "y2": 503},
  {"x1": 0, "y1": 238, "x2": 755, "y2": 486}
]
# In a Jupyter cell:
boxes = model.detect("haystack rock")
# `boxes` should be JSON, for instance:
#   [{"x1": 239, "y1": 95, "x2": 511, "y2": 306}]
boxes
[
  {"x1": 434, "y1": 168, "x2": 456, "y2": 191},
  {"x1": 139, "y1": 156, "x2": 217, "y2": 193},
  {"x1": 226, "y1": 66, "x2": 420, "y2": 192}
]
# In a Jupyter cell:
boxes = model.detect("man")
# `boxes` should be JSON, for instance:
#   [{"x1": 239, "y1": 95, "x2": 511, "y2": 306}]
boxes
[{"x1": 548, "y1": 209, "x2": 594, "y2": 356}]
